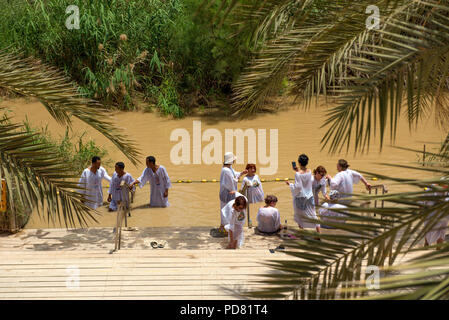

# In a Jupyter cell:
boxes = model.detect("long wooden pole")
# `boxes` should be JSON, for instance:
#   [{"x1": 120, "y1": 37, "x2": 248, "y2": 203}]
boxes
[{"x1": 423, "y1": 144, "x2": 426, "y2": 166}]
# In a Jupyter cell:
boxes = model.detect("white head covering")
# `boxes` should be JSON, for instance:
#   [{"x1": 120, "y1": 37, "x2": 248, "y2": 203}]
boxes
[
  {"x1": 224, "y1": 152, "x2": 236, "y2": 165},
  {"x1": 234, "y1": 191, "x2": 248, "y2": 202}
]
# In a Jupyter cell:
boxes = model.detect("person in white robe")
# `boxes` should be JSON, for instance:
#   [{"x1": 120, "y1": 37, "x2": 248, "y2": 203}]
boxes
[
  {"x1": 221, "y1": 192, "x2": 247, "y2": 228},
  {"x1": 107, "y1": 162, "x2": 135, "y2": 211},
  {"x1": 219, "y1": 152, "x2": 247, "y2": 230},
  {"x1": 319, "y1": 190, "x2": 348, "y2": 228},
  {"x1": 224, "y1": 195, "x2": 248, "y2": 249},
  {"x1": 328, "y1": 159, "x2": 371, "y2": 204},
  {"x1": 423, "y1": 183, "x2": 449, "y2": 247},
  {"x1": 130, "y1": 156, "x2": 171, "y2": 207},
  {"x1": 78, "y1": 156, "x2": 112, "y2": 210},
  {"x1": 256, "y1": 195, "x2": 282, "y2": 234},
  {"x1": 286, "y1": 154, "x2": 321, "y2": 233},
  {"x1": 242, "y1": 163, "x2": 264, "y2": 204},
  {"x1": 312, "y1": 165, "x2": 330, "y2": 206}
]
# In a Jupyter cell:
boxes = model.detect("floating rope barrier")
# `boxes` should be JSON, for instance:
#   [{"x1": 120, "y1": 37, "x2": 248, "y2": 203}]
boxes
[
  {"x1": 174, "y1": 178, "x2": 292, "y2": 183},
  {"x1": 101, "y1": 176, "x2": 380, "y2": 187}
]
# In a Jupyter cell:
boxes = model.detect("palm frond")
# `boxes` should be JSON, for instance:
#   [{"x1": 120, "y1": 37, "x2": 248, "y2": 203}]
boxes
[
  {"x1": 0, "y1": 48, "x2": 141, "y2": 165},
  {"x1": 338, "y1": 244, "x2": 449, "y2": 299},
  {"x1": 242, "y1": 165, "x2": 449, "y2": 299},
  {"x1": 224, "y1": 0, "x2": 449, "y2": 153},
  {"x1": 0, "y1": 112, "x2": 98, "y2": 228}
]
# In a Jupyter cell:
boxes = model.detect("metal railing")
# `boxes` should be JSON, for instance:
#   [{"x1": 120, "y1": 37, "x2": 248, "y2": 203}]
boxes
[
  {"x1": 369, "y1": 184, "x2": 388, "y2": 213},
  {"x1": 111, "y1": 181, "x2": 134, "y2": 253},
  {"x1": 368, "y1": 184, "x2": 389, "y2": 231}
]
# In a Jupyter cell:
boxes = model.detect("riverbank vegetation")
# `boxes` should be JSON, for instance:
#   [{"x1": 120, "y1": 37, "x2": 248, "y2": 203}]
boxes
[{"x1": 0, "y1": 0, "x2": 252, "y2": 117}]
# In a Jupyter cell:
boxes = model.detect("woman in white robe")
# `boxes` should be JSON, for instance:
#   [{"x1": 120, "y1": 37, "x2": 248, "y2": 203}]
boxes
[
  {"x1": 312, "y1": 165, "x2": 330, "y2": 206},
  {"x1": 256, "y1": 195, "x2": 282, "y2": 234},
  {"x1": 219, "y1": 152, "x2": 247, "y2": 229},
  {"x1": 329, "y1": 159, "x2": 371, "y2": 204},
  {"x1": 130, "y1": 156, "x2": 172, "y2": 207},
  {"x1": 224, "y1": 195, "x2": 248, "y2": 249},
  {"x1": 286, "y1": 154, "x2": 320, "y2": 232},
  {"x1": 221, "y1": 192, "x2": 247, "y2": 228},
  {"x1": 242, "y1": 163, "x2": 264, "y2": 204},
  {"x1": 107, "y1": 162, "x2": 135, "y2": 211},
  {"x1": 78, "y1": 157, "x2": 111, "y2": 210}
]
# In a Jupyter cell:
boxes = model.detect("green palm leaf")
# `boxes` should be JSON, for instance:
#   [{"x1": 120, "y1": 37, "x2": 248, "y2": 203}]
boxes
[
  {"x1": 0, "y1": 48, "x2": 141, "y2": 165},
  {"x1": 0, "y1": 49, "x2": 142, "y2": 228},
  {"x1": 241, "y1": 164, "x2": 448, "y2": 299},
  {"x1": 1, "y1": 113, "x2": 98, "y2": 228}
]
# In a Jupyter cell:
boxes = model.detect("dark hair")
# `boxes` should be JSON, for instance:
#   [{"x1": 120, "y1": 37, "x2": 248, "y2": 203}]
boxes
[
  {"x1": 246, "y1": 163, "x2": 256, "y2": 171},
  {"x1": 115, "y1": 162, "x2": 125, "y2": 169},
  {"x1": 146, "y1": 156, "x2": 156, "y2": 164},
  {"x1": 234, "y1": 196, "x2": 247, "y2": 207},
  {"x1": 313, "y1": 165, "x2": 327, "y2": 176},
  {"x1": 338, "y1": 159, "x2": 349, "y2": 170},
  {"x1": 264, "y1": 195, "x2": 278, "y2": 205},
  {"x1": 92, "y1": 156, "x2": 101, "y2": 164},
  {"x1": 298, "y1": 154, "x2": 309, "y2": 167}
]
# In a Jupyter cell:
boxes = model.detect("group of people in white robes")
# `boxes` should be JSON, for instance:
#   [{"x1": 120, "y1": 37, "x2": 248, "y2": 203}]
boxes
[
  {"x1": 79, "y1": 152, "x2": 447, "y2": 250},
  {"x1": 218, "y1": 152, "x2": 375, "y2": 248},
  {"x1": 285, "y1": 156, "x2": 372, "y2": 234},
  {"x1": 78, "y1": 155, "x2": 171, "y2": 211}
]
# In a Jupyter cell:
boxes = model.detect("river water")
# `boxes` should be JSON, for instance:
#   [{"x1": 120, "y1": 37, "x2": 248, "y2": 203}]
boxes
[{"x1": 1, "y1": 97, "x2": 446, "y2": 228}]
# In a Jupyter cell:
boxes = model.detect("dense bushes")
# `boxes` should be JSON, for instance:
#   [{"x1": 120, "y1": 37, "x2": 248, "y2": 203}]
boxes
[{"x1": 0, "y1": 0, "x2": 251, "y2": 117}]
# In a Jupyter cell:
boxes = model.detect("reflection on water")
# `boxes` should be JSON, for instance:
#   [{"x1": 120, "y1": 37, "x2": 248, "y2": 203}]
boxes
[{"x1": 2, "y1": 98, "x2": 445, "y2": 228}]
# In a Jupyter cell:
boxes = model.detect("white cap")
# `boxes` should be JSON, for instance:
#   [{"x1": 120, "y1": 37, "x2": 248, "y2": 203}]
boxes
[{"x1": 224, "y1": 152, "x2": 236, "y2": 165}]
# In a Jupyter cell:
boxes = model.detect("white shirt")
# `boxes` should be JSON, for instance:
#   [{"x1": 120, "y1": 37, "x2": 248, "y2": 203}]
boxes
[
  {"x1": 257, "y1": 206, "x2": 281, "y2": 233},
  {"x1": 330, "y1": 169, "x2": 363, "y2": 198}
]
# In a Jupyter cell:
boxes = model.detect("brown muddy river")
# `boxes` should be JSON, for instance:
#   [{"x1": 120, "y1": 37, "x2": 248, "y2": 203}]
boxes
[{"x1": 1, "y1": 97, "x2": 446, "y2": 228}]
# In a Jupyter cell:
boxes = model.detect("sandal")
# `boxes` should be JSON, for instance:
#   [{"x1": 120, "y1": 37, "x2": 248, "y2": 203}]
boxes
[
  {"x1": 210, "y1": 228, "x2": 228, "y2": 238},
  {"x1": 150, "y1": 241, "x2": 158, "y2": 249}
]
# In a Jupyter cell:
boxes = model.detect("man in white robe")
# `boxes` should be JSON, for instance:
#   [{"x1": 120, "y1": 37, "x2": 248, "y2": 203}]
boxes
[
  {"x1": 329, "y1": 159, "x2": 371, "y2": 204},
  {"x1": 107, "y1": 162, "x2": 135, "y2": 211},
  {"x1": 130, "y1": 156, "x2": 171, "y2": 207},
  {"x1": 78, "y1": 156, "x2": 112, "y2": 210}
]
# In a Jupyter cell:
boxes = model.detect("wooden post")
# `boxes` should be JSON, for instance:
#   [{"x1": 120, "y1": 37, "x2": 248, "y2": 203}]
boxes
[
  {"x1": 112, "y1": 181, "x2": 133, "y2": 253},
  {"x1": 241, "y1": 183, "x2": 251, "y2": 228},
  {"x1": 423, "y1": 144, "x2": 426, "y2": 166}
]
